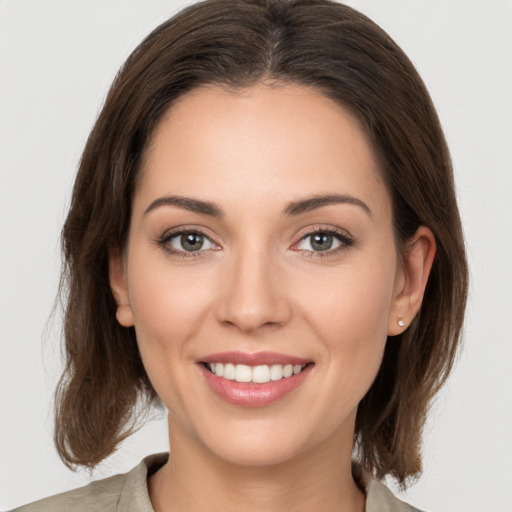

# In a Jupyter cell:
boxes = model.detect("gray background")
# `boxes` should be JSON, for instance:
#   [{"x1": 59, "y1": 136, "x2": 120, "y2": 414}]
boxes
[{"x1": 1, "y1": 1, "x2": 511, "y2": 510}]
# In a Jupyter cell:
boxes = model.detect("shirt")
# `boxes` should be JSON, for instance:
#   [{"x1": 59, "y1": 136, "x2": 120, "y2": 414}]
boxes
[{"x1": 12, "y1": 453, "x2": 423, "y2": 511}]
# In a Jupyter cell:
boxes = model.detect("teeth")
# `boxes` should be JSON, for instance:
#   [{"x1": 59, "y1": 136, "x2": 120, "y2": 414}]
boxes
[
  {"x1": 208, "y1": 363, "x2": 306, "y2": 383},
  {"x1": 223, "y1": 363, "x2": 235, "y2": 380},
  {"x1": 253, "y1": 365, "x2": 270, "y2": 383},
  {"x1": 234, "y1": 364, "x2": 252, "y2": 383},
  {"x1": 270, "y1": 364, "x2": 283, "y2": 381}
]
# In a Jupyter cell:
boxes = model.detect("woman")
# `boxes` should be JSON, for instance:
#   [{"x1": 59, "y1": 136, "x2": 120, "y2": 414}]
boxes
[{"x1": 14, "y1": 0, "x2": 468, "y2": 510}]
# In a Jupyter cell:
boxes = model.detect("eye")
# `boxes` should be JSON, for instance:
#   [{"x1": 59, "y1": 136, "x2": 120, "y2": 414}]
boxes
[
  {"x1": 294, "y1": 229, "x2": 353, "y2": 255},
  {"x1": 299, "y1": 232, "x2": 340, "y2": 252},
  {"x1": 157, "y1": 229, "x2": 218, "y2": 256}
]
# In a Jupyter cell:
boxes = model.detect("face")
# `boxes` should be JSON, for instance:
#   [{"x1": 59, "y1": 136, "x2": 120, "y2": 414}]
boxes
[{"x1": 111, "y1": 83, "x2": 409, "y2": 467}]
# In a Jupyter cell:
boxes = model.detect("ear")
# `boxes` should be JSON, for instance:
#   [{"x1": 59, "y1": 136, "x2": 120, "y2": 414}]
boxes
[
  {"x1": 109, "y1": 247, "x2": 134, "y2": 327},
  {"x1": 388, "y1": 226, "x2": 436, "y2": 336}
]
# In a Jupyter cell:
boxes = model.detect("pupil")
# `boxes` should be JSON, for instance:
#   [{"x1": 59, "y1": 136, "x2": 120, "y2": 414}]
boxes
[
  {"x1": 181, "y1": 233, "x2": 203, "y2": 251},
  {"x1": 311, "y1": 233, "x2": 332, "y2": 251}
]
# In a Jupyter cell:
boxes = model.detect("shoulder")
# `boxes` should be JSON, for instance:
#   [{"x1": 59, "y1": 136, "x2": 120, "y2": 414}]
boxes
[
  {"x1": 365, "y1": 478, "x2": 424, "y2": 512},
  {"x1": 355, "y1": 466, "x2": 425, "y2": 512},
  {"x1": 11, "y1": 472, "x2": 126, "y2": 512},
  {"x1": 11, "y1": 453, "x2": 168, "y2": 512}
]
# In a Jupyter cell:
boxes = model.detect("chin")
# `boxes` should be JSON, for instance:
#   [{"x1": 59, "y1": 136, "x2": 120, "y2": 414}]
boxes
[
  {"x1": 188, "y1": 411, "x2": 330, "y2": 469},
  {"x1": 207, "y1": 434, "x2": 306, "y2": 467}
]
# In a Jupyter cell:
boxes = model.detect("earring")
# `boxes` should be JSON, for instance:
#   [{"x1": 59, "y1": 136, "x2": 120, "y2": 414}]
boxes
[{"x1": 397, "y1": 318, "x2": 405, "y2": 327}]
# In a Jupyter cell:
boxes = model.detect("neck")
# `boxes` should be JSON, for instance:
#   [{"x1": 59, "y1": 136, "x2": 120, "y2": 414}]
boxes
[{"x1": 148, "y1": 416, "x2": 365, "y2": 512}]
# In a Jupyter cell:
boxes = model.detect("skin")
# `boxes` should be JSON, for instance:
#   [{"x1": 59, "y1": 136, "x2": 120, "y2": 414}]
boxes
[{"x1": 110, "y1": 83, "x2": 435, "y2": 512}]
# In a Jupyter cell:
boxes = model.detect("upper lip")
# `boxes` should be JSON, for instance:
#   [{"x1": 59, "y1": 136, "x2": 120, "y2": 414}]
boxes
[{"x1": 199, "y1": 351, "x2": 311, "y2": 366}]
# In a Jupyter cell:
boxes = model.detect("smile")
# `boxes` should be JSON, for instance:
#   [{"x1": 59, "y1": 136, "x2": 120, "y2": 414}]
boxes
[
  {"x1": 198, "y1": 351, "x2": 313, "y2": 407},
  {"x1": 206, "y1": 362, "x2": 306, "y2": 383}
]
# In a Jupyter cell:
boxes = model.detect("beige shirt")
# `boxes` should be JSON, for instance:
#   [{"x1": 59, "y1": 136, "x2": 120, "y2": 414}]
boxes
[{"x1": 13, "y1": 453, "x2": 422, "y2": 512}]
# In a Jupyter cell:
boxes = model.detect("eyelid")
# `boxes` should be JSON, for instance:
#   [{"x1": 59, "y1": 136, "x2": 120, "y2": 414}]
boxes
[
  {"x1": 154, "y1": 224, "x2": 353, "y2": 259},
  {"x1": 155, "y1": 225, "x2": 221, "y2": 257},
  {"x1": 290, "y1": 226, "x2": 354, "y2": 256}
]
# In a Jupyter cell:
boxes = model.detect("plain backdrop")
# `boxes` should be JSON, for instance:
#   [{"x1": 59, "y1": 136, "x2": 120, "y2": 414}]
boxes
[{"x1": 1, "y1": 1, "x2": 511, "y2": 510}]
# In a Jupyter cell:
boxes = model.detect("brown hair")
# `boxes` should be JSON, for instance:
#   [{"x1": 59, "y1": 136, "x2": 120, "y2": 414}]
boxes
[{"x1": 55, "y1": 0, "x2": 468, "y2": 486}]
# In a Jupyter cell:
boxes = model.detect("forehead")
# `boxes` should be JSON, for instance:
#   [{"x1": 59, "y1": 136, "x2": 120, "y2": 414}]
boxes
[{"x1": 136, "y1": 83, "x2": 390, "y2": 219}]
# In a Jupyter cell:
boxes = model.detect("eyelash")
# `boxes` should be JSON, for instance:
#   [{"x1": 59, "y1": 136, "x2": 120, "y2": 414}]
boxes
[
  {"x1": 155, "y1": 227, "x2": 217, "y2": 259},
  {"x1": 155, "y1": 227, "x2": 354, "y2": 259},
  {"x1": 294, "y1": 227, "x2": 354, "y2": 259}
]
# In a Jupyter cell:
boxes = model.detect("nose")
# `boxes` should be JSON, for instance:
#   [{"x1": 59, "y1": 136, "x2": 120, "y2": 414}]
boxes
[{"x1": 215, "y1": 246, "x2": 292, "y2": 333}]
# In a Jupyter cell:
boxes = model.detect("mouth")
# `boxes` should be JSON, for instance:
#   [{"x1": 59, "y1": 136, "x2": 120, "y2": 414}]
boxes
[
  {"x1": 202, "y1": 362, "x2": 309, "y2": 383},
  {"x1": 197, "y1": 351, "x2": 314, "y2": 407}
]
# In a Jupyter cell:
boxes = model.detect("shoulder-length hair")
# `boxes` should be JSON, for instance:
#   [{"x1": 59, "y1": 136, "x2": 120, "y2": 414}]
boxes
[{"x1": 55, "y1": 0, "x2": 468, "y2": 487}]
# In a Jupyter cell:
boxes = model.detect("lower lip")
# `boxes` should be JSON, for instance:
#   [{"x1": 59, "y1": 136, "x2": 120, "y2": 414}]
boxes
[{"x1": 199, "y1": 364, "x2": 313, "y2": 407}]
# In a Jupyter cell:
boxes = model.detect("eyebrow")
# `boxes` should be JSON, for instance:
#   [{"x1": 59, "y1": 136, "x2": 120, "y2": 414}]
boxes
[
  {"x1": 144, "y1": 195, "x2": 223, "y2": 217},
  {"x1": 144, "y1": 193, "x2": 371, "y2": 218},
  {"x1": 284, "y1": 194, "x2": 372, "y2": 217}
]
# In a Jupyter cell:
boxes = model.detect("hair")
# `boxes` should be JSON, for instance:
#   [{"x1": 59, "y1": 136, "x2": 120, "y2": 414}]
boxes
[{"x1": 54, "y1": 0, "x2": 468, "y2": 487}]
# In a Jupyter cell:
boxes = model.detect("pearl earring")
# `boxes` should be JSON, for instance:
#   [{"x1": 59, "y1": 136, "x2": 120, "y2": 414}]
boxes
[{"x1": 397, "y1": 318, "x2": 405, "y2": 327}]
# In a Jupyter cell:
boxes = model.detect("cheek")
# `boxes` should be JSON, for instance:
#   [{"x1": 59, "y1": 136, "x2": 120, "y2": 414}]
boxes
[
  {"x1": 295, "y1": 251, "x2": 397, "y2": 386},
  {"x1": 124, "y1": 256, "x2": 217, "y2": 401},
  {"x1": 291, "y1": 268, "x2": 394, "y2": 441},
  {"x1": 125, "y1": 261, "x2": 218, "y2": 421},
  {"x1": 299, "y1": 259, "x2": 395, "y2": 341},
  {"x1": 128, "y1": 258, "x2": 212, "y2": 345}
]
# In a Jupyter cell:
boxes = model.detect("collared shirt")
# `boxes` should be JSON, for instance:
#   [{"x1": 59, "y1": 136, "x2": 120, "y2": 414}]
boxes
[{"x1": 13, "y1": 453, "x2": 422, "y2": 512}]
